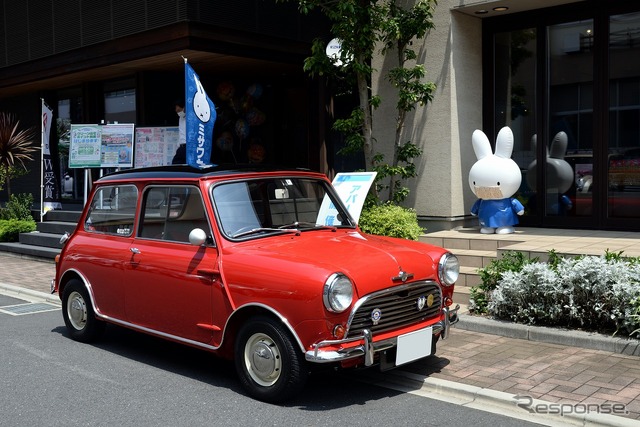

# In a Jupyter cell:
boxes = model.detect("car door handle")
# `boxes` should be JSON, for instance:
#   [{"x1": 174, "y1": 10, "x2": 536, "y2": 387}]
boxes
[
  {"x1": 197, "y1": 268, "x2": 218, "y2": 277},
  {"x1": 197, "y1": 269, "x2": 222, "y2": 286},
  {"x1": 130, "y1": 247, "x2": 141, "y2": 255}
]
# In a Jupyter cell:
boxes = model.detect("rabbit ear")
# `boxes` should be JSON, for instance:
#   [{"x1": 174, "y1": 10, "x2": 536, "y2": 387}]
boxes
[
  {"x1": 531, "y1": 133, "x2": 550, "y2": 157},
  {"x1": 549, "y1": 131, "x2": 568, "y2": 159},
  {"x1": 494, "y1": 126, "x2": 514, "y2": 159},
  {"x1": 472, "y1": 129, "x2": 493, "y2": 160}
]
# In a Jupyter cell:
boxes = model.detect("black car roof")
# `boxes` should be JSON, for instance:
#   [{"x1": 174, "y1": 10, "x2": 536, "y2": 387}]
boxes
[{"x1": 97, "y1": 164, "x2": 313, "y2": 182}]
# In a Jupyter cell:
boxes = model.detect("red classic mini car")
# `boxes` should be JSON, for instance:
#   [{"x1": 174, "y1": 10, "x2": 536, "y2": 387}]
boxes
[{"x1": 53, "y1": 165, "x2": 459, "y2": 402}]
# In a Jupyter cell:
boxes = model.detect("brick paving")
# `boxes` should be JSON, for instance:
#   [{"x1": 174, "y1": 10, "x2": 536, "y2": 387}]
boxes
[
  {"x1": 409, "y1": 329, "x2": 640, "y2": 421},
  {"x1": 0, "y1": 253, "x2": 55, "y2": 294},
  {"x1": 1, "y1": 252, "x2": 639, "y2": 422}
]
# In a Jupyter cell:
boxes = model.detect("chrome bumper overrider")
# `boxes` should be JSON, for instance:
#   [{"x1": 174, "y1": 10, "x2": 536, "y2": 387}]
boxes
[{"x1": 305, "y1": 304, "x2": 460, "y2": 366}]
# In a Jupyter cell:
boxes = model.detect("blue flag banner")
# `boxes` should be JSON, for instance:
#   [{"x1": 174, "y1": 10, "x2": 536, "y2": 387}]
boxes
[{"x1": 185, "y1": 62, "x2": 216, "y2": 168}]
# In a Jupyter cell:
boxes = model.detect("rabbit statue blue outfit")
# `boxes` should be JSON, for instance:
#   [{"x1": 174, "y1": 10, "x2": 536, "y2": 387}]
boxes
[{"x1": 469, "y1": 127, "x2": 524, "y2": 234}]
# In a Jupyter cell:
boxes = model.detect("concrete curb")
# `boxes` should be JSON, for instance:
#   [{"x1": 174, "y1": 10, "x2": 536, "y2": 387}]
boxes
[
  {"x1": 355, "y1": 370, "x2": 638, "y2": 427},
  {"x1": 454, "y1": 314, "x2": 640, "y2": 356},
  {"x1": 0, "y1": 282, "x2": 61, "y2": 306}
]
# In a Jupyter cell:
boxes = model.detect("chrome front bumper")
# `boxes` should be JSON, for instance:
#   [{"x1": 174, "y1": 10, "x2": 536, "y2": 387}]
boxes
[{"x1": 305, "y1": 304, "x2": 460, "y2": 366}]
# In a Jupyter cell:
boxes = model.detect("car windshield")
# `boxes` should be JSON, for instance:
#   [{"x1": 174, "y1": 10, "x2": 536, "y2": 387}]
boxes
[{"x1": 211, "y1": 177, "x2": 356, "y2": 239}]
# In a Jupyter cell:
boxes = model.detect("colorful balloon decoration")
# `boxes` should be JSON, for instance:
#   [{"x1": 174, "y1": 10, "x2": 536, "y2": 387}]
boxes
[
  {"x1": 248, "y1": 143, "x2": 266, "y2": 164},
  {"x1": 246, "y1": 83, "x2": 263, "y2": 100},
  {"x1": 240, "y1": 95, "x2": 254, "y2": 114},
  {"x1": 216, "y1": 131, "x2": 234, "y2": 152},
  {"x1": 216, "y1": 81, "x2": 235, "y2": 101},
  {"x1": 234, "y1": 118, "x2": 250, "y2": 140},
  {"x1": 213, "y1": 82, "x2": 267, "y2": 163},
  {"x1": 246, "y1": 107, "x2": 266, "y2": 126}
]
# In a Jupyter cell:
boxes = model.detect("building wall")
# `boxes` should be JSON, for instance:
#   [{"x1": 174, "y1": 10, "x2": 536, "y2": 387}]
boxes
[
  {"x1": 372, "y1": 1, "x2": 482, "y2": 231},
  {"x1": 0, "y1": 0, "x2": 322, "y2": 69}
]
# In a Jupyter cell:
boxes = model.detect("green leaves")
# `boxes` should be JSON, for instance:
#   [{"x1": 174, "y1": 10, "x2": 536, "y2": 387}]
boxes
[
  {"x1": 0, "y1": 193, "x2": 34, "y2": 221},
  {"x1": 372, "y1": 141, "x2": 422, "y2": 204},
  {"x1": 358, "y1": 203, "x2": 424, "y2": 240},
  {"x1": 0, "y1": 112, "x2": 36, "y2": 196},
  {"x1": 285, "y1": 0, "x2": 438, "y2": 204},
  {"x1": 0, "y1": 113, "x2": 36, "y2": 170}
]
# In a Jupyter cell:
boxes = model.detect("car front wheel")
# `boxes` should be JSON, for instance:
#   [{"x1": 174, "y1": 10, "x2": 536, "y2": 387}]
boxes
[
  {"x1": 61, "y1": 279, "x2": 105, "y2": 343},
  {"x1": 235, "y1": 316, "x2": 308, "y2": 403}
]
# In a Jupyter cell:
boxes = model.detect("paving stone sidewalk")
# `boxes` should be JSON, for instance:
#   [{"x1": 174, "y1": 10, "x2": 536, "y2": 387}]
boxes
[{"x1": 1, "y1": 252, "x2": 639, "y2": 424}]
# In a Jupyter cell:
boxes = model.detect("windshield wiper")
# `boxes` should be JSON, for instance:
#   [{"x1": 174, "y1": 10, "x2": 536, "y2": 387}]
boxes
[
  {"x1": 231, "y1": 227, "x2": 300, "y2": 239},
  {"x1": 278, "y1": 222, "x2": 338, "y2": 232}
]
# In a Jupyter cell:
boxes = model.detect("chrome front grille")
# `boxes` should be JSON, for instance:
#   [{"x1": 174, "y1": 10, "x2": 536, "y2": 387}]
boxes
[{"x1": 346, "y1": 281, "x2": 442, "y2": 338}]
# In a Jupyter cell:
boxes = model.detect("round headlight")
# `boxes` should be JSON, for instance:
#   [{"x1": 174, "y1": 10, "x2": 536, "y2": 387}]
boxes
[
  {"x1": 438, "y1": 253, "x2": 459, "y2": 286},
  {"x1": 323, "y1": 273, "x2": 353, "y2": 313}
]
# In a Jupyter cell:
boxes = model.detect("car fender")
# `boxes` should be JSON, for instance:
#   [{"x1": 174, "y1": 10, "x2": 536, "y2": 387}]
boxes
[{"x1": 222, "y1": 302, "x2": 307, "y2": 353}]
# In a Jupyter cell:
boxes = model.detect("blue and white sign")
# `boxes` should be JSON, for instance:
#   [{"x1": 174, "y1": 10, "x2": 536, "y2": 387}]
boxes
[
  {"x1": 185, "y1": 61, "x2": 216, "y2": 168},
  {"x1": 318, "y1": 172, "x2": 376, "y2": 225}
]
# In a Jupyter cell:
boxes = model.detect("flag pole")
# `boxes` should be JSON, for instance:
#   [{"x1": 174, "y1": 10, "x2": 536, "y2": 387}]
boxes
[{"x1": 40, "y1": 98, "x2": 45, "y2": 220}]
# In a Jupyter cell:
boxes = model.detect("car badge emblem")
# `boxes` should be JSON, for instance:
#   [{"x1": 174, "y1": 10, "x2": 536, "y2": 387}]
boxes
[
  {"x1": 371, "y1": 308, "x2": 382, "y2": 325},
  {"x1": 392, "y1": 269, "x2": 414, "y2": 282},
  {"x1": 427, "y1": 294, "x2": 434, "y2": 308},
  {"x1": 417, "y1": 295, "x2": 434, "y2": 311}
]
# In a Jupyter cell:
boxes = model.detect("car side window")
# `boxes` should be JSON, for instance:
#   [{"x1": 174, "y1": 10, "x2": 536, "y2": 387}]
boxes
[
  {"x1": 84, "y1": 185, "x2": 138, "y2": 236},
  {"x1": 138, "y1": 185, "x2": 211, "y2": 243}
]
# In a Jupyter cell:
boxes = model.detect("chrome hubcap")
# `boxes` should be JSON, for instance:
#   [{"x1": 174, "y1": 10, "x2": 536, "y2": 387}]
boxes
[
  {"x1": 67, "y1": 291, "x2": 87, "y2": 331},
  {"x1": 244, "y1": 333, "x2": 282, "y2": 386}
]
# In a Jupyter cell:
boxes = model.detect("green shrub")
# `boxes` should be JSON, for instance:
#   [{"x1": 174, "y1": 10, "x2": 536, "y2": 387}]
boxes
[
  {"x1": 358, "y1": 204, "x2": 424, "y2": 240},
  {"x1": 469, "y1": 251, "x2": 534, "y2": 314},
  {"x1": 487, "y1": 253, "x2": 640, "y2": 336},
  {"x1": 631, "y1": 297, "x2": 640, "y2": 338},
  {"x1": 0, "y1": 193, "x2": 34, "y2": 221},
  {"x1": 0, "y1": 219, "x2": 36, "y2": 242}
]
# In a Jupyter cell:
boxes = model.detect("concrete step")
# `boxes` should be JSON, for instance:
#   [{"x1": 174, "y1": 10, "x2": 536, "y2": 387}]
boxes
[
  {"x1": 420, "y1": 233, "x2": 521, "y2": 252},
  {"x1": 458, "y1": 265, "x2": 482, "y2": 287},
  {"x1": 37, "y1": 221, "x2": 78, "y2": 235},
  {"x1": 450, "y1": 248, "x2": 497, "y2": 269},
  {"x1": 19, "y1": 231, "x2": 64, "y2": 249},
  {"x1": 44, "y1": 210, "x2": 82, "y2": 223},
  {"x1": 0, "y1": 242, "x2": 59, "y2": 260},
  {"x1": 0, "y1": 209, "x2": 80, "y2": 260},
  {"x1": 453, "y1": 284, "x2": 471, "y2": 307}
]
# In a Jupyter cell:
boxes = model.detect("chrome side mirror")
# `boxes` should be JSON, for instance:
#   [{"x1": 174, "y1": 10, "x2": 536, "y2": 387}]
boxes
[
  {"x1": 188, "y1": 228, "x2": 208, "y2": 246},
  {"x1": 59, "y1": 231, "x2": 70, "y2": 245}
]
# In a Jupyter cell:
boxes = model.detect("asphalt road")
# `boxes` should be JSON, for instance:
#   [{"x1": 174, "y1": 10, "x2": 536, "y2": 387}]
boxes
[{"x1": 0, "y1": 293, "x2": 544, "y2": 427}]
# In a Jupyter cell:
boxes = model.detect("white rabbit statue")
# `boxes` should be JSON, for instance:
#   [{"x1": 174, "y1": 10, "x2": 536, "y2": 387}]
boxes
[
  {"x1": 469, "y1": 126, "x2": 524, "y2": 234},
  {"x1": 526, "y1": 132, "x2": 574, "y2": 215}
]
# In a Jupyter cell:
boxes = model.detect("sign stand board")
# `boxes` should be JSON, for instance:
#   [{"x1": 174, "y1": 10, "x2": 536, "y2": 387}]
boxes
[
  {"x1": 318, "y1": 172, "x2": 376, "y2": 225},
  {"x1": 69, "y1": 123, "x2": 135, "y2": 205}
]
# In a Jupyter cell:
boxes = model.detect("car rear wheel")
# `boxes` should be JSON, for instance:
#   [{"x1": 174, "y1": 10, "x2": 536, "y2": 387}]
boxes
[
  {"x1": 62, "y1": 279, "x2": 105, "y2": 343},
  {"x1": 235, "y1": 316, "x2": 308, "y2": 403}
]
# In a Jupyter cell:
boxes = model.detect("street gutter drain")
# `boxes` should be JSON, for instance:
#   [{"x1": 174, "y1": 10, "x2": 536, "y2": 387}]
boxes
[{"x1": 0, "y1": 303, "x2": 59, "y2": 316}]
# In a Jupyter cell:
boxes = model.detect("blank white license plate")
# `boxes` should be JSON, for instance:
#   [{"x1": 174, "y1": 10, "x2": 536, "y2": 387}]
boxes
[{"x1": 395, "y1": 326, "x2": 433, "y2": 366}]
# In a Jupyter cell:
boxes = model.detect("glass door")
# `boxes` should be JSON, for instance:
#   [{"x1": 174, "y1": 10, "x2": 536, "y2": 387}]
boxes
[
  {"x1": 493, "y1": 29, "x2": 538, "y2": 217},
  {"x1": 607, "y1": 12, "x2": 640, "y2": 221},
  {"x1": 547, "y1": 19, "x2": 595, "y2": 220}
]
